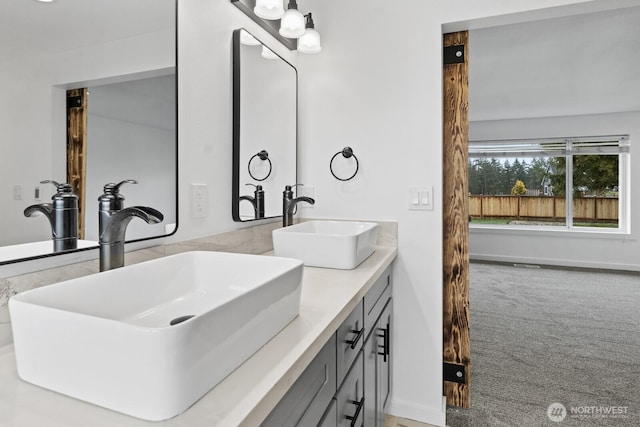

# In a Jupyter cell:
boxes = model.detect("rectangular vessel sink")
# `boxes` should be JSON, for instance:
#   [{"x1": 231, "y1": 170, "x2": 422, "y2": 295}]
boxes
[
  {"x1": 272, "y1": 220, "x2": 378, "y2": 269},
  {"x1": 9, "y1": 251, "x2": 303, "y2": 421}
]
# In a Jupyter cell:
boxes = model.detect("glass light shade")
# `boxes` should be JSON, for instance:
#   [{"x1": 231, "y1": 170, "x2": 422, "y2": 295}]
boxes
[
  {"x1": 261, "y1": 45, "x2": 279, "y2": 60},
  {"x1": 240, "y1": 30, "x2": 261, "y2": 46},
  {"x1": 298, "y1": 28, "x2": 322, "y2": 53},
  {"x1": 279, "y1": 9, "x2": 305, "y2": 38},
  {"x1": 254, "y1": 0, "x2": 284, "y2": 20}
]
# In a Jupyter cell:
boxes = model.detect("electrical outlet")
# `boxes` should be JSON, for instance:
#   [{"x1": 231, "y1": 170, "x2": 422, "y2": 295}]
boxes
[
  {"x1": 13, "y1": 185, "x2": 22, "y2": 201},
  {"x1": 190, "y1": 184, "x2": 208, "y2": 218}
]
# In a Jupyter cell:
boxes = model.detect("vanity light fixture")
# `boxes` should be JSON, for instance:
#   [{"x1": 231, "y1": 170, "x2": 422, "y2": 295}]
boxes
[
  {"x1": 261, "y1": 45, "x2": 279, "y2": 59},
  {"x1": 35, "y1": 0, "x2": 55, "y2": 2},
  {"x1": 240, "y1": 29, "x2": 261, "y2": 46},
  {"x1": 279, "y1": 0, "x2": 305, "y2": 39},
  {"x1": 254, "y1": 0, "x2": 284, "y2": 20},
  {"x1": 298, "y1": 13, "x2": 322, "y2": 54}
]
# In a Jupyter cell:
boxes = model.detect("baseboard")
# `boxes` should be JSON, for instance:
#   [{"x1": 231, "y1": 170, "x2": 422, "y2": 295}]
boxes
[
  {"x1": 470, "y1": 253, "x2": 640, "y2": 273},
  {"x1": 387, "y1": 397, "x2": 447, "y2": 427}
]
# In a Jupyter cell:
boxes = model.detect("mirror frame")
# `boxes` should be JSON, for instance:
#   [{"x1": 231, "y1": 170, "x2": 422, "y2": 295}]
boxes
[
  {"x1": 0, "y1": 0, "x2": 179, "y2": 267},
  {"x1": 232, "y1": 28, "x2": 298, "y2": 222}
]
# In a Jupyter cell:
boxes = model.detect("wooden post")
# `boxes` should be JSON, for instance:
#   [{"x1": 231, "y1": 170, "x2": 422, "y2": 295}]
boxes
[
  {"x1": 443, "y1": 31, "x2": 470, "y2": 408},
  {"x1": 67, "y1": 88, "x2": 87, "y2": 239}
]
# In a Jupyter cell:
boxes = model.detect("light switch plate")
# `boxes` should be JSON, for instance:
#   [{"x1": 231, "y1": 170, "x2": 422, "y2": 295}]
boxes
[{"x1": 408, "y1": 186, "x2": 434, "y2": 211}]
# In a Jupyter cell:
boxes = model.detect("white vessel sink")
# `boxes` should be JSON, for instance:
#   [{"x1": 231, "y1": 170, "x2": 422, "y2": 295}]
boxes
[
  {"x1": 272, "y1": 220, "x2": 378, "y2": 269},
  {"x1": 9, "y1": 251, "x2": 303, "y2": 421}
]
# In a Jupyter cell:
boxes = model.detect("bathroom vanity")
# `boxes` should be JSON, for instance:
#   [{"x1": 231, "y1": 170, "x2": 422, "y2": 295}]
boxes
[{"x1": 0, "y1": 244, "x2": 396, "y2": 426}]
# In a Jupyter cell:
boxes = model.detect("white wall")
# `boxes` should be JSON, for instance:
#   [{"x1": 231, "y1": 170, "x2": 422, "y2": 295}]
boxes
[
  {"x1": 467, "y1": 6, "x2": 640, "y2": 271},
  {"x1": 295, "y1": 0, "x2": 631, "y2": 425},
  {"x1": 469, "y1": 7, "x2": 640, "y2": 122}
]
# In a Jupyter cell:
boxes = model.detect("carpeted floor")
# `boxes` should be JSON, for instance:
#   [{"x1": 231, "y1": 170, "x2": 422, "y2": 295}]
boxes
[{"x1": 447, "y1": 262, "x2": 640, "y2": 427}]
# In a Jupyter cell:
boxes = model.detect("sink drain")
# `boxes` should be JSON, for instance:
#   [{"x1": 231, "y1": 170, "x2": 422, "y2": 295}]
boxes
[{"x1": 169, "y1": 315, "x2": 195, "y2": 326}]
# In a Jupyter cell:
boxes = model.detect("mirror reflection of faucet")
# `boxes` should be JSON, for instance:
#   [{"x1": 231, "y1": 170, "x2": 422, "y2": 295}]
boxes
[
  {"x1": 282, "y1": 184, "x2": 315, "y2": 227},
  {"x1": 23, "y1": 180, "x2": 79, "y2": 253},
  {"x1": 239, "y1": 183, "x2": 265, "y2": 219},
  {"x1": 98, "y1": 179, "x2": 163, "y2": 272}
]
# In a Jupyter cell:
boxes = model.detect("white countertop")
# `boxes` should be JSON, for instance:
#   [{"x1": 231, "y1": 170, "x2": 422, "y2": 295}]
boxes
[{"x1": 0, "y1": 246, "x2": 396, "y2": 427}]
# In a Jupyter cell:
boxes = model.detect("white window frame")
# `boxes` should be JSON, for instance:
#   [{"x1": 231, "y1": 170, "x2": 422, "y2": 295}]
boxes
[{"x1": 468, "y1": 135, "x2": 630, "y2": 234}]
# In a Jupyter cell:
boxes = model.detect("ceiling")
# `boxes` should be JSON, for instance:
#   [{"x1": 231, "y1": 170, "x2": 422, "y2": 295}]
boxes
[
  {"x1": 469, "y1": 6, "x2": 640, "y2": 121},
  {"x1": 0, "y1": 0, "x2": 174, "y2": 63}
]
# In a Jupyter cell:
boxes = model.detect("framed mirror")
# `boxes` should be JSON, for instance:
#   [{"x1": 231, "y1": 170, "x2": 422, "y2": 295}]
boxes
[
  {"x1": 0, "y1": 0, "x2": 177, "y2": 264},
  {"x1": 232, "y1": 28, "x2": 297, "y2": 222}
]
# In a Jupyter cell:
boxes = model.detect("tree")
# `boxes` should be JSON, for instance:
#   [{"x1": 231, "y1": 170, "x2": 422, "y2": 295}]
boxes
[
  {"x1": 468, "y1": 158, "x2": 505, "y2": 195},
  {"x1": 511, "y1": 179, "x2": 526, "y2": 196},
  {"x1": 550, "y1": 155, "x2": 618, "y2": 197},
  {"x1": 573, "y1": 155, "x2": 618, "y2": 196}
]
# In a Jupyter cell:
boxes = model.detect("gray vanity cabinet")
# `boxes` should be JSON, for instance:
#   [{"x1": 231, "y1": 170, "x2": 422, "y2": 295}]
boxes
[
  {"x1": 262, "y1": 266, "x2": 392, "y2": 427},
  {"x1": 363, "y1": 270, "x2": 392, "y2": 427},
  {"x1": 261, "y1": 336, "x2": 337, "y2": 427},
  {"x1": 318, "y1": 400, "x2": 337, "y2": 427},
  {"x1": 376, "y1": 302, "x2": 392, "y2": 426}
]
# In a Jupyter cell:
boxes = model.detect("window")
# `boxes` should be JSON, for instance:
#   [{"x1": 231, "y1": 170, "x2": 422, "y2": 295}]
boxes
[{"x1": 468, "y1": 135, "x2": 629, "y2": 231}]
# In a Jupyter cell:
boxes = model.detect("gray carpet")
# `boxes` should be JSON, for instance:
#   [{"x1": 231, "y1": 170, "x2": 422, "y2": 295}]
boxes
[{"x1": 446, "y1": 262, "x2": 640, "y2": 427}]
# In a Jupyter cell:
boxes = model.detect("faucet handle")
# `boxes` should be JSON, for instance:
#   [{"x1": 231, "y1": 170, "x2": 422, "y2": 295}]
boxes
[
  {"x1": 104, "y1": 179, "x2": 137, "y2": 195},
  {"x1": 246, "y1": 183, "x2": 264, "y2": 192},
  {"x1": 284, "y1": 183, "x2": 303, "y2": 191},
  {"x1": 40, "y1": 179, "x2": 61, "y2": 187},
  {"x1": 40, "y1": 180, "x2": 74, "y2": 194}
]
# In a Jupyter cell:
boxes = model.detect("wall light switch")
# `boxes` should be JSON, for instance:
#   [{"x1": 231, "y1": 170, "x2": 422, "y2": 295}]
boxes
[
  {"x1": 420, "y1": 187, "x2": 434, "y2": 210},
  {"x1": 409, "y1": 186, "x2": 434, "y2": 211},
  {"x1": 408, "y1": 187, "x2": 421, "y2": 210}
]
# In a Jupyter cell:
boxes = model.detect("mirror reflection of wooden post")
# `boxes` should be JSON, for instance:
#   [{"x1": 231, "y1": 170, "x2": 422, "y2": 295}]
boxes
[{"x1": 67, "y1": 88, "x2": 87, "y2": 239}]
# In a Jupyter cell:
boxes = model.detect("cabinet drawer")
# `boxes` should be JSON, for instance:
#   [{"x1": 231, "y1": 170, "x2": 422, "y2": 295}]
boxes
[
  {"x1": 336, "y1": 301, "x2": 364, "y2": 387},
  {"x1": 318, "y1": 399, "x2": 337, "y2": 427},
  {"x1": 364, "y1": 267, "x2": 391, "y2": 339},
  {"x1": 336, "y1": 352, "x2": 364, "y2": 427},
  {"x1": 261, "y1": 335, "x2": 337, "y2": 427}
]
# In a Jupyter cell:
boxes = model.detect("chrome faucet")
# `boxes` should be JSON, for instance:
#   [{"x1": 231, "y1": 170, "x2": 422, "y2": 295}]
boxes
[
  {"x1": 24, "y1": 180, "x2": 78, "y2": 252},
  {"x1": 239, "y1": 184, "x2": 265, "y2": 219},
  {"x1": 282, "y1": 184, "x2": 315, "y2": 227},
  {"x1": 98, "y1": 180, "x2": 163, "y2": 271}
]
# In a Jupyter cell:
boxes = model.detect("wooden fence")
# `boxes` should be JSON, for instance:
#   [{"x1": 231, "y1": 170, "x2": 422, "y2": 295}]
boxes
[{"x1": 469, "y1": 195, "x2": 618, "y2": 222}]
